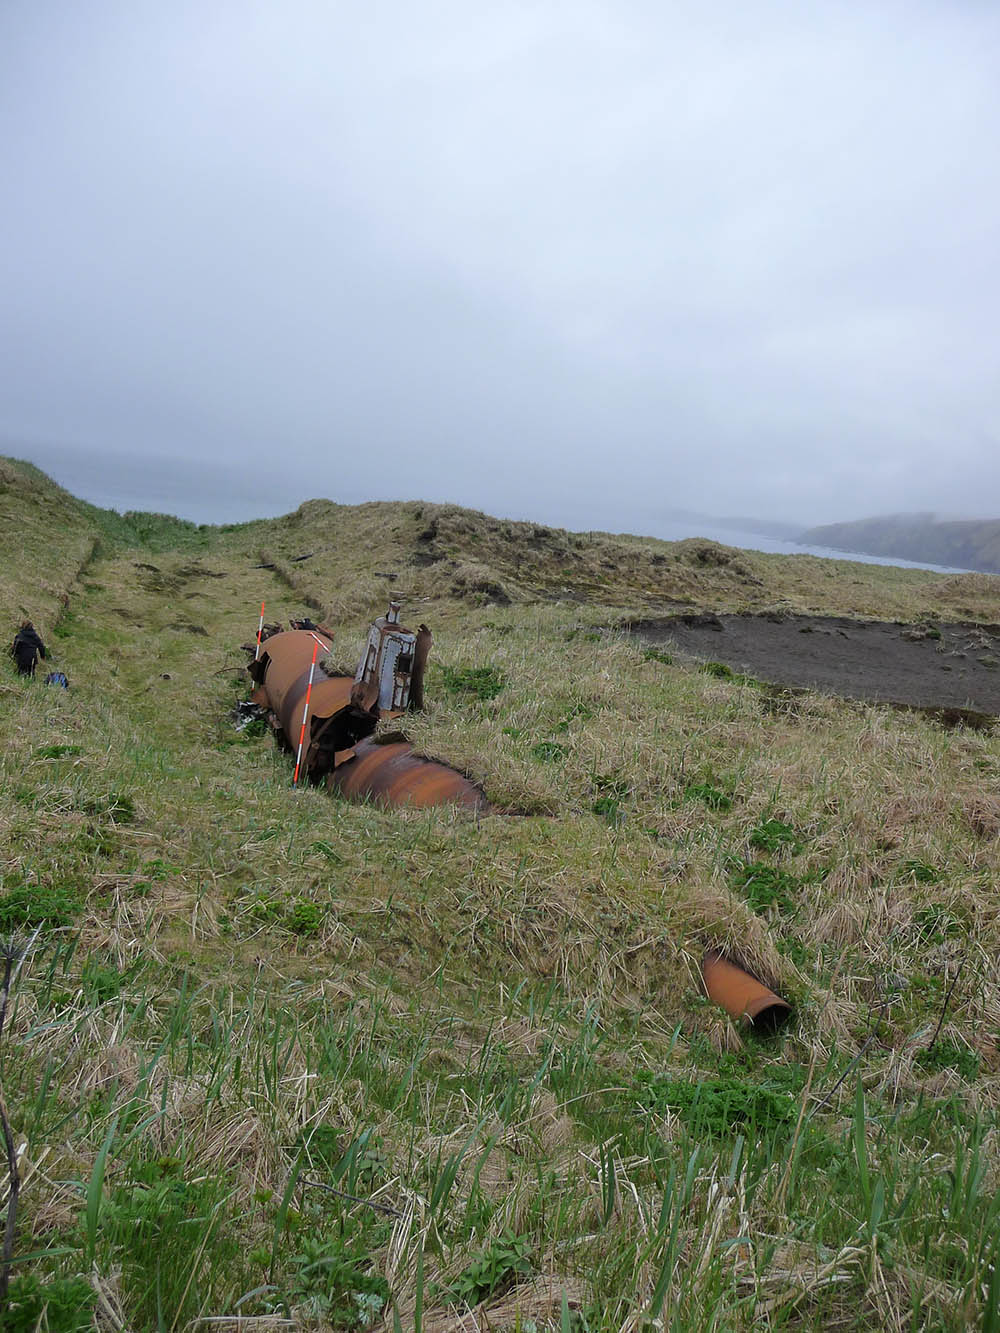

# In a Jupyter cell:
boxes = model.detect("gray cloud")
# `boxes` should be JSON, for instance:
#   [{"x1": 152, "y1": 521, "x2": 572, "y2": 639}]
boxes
[{"x1": 3, "y1": 1, "x2": 999, "y2": 527}]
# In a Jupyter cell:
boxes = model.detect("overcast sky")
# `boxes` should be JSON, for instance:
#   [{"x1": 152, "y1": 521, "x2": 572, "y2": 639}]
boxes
[{"x1": 2, "y1": 1, "x2": 999, "y2": 529}]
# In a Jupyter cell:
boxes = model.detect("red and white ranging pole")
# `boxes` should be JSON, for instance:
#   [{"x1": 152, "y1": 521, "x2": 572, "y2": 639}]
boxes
[
  {"x1": 292, "y1": 638, "x2": 320, "y2": 787},
  {"x1": 254, "y1": 601, "x2": 266, "y2": 660}
]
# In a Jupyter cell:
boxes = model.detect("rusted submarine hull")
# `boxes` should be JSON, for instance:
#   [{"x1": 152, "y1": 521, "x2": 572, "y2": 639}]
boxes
[
  {"x1": 248, "y1": 628, "x2": 488, "y2": 810},
  {"x1": 249, "y1": 630, "x2": 379, "y2": 772},
  {"x1": 247, "y1": 625, "x2": 791, "y2": 1024},
  {"x1": 328, "y1": 738, "x2": 488, "y2": 810}
]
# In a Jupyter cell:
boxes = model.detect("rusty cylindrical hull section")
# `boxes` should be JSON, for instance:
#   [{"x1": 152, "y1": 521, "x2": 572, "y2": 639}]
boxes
[
  {"x1": 249, "y1": 630, "x2": 378, "y2": 777},
  {"x1": 249, "y1": 629, "x2": 488, "y2": 810},
  {"x1": 329, "y1": 739, "x2": 488, "y2": 811},
  {"x1": 702, "y1": 951, "x2": 791, "y2": 1033}
]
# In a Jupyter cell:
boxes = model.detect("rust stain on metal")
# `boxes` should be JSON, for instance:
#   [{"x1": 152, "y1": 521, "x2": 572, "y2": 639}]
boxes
[
  {"x1": 247, "y1": 609, "x2": 488, "y2": 810},
  {"x1": 701, "y1": 950, "x2": 791, "y2": 1032}
]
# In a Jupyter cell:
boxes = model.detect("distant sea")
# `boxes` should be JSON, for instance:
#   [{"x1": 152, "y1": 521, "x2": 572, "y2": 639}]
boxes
[
  {"x1": 9, "y1": 442, "x2": 969, "y2": 576},
  {"x1": 641, "y1": 519, "x2": 968, "y2": 574}
]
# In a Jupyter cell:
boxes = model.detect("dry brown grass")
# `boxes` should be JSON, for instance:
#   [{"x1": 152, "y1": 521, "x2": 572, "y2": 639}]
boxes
[{"x1": 2, "y1": 459, "x2": 1000, "y2": 1329}]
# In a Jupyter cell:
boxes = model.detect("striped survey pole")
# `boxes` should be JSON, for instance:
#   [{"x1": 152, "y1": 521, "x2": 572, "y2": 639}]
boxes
[
  {"x1": 254, "y1": 601, "x2": 266, "y2": 660},
  {"x1": 292, "y1": 638, "x2": 320, "y2": 787}
]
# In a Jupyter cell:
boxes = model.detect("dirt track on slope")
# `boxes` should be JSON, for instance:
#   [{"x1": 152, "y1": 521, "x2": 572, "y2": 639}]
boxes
[{"x1": 629, "y1": 613, "x2": 1000, "y2": 721}]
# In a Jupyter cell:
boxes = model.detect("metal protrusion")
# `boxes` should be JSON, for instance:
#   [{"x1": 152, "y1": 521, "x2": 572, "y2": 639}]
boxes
[
  {"x1": 356, "y1": 604, "x2": 418, "y2": 711},
  {"x1": 701, "y1": 950, "x2": 791, "y2": 1033},
  {"x1": 410, "y1": 625, "x2": 432, "y2": 711}
]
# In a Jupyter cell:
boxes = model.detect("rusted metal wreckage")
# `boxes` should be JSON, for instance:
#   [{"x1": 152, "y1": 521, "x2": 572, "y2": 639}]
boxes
[
  {"x1": 247, "y1": 603, "x2": 487, "y2": 811},
  {"x1": 246, "y1": 603, "x2": 790, "y2": 1031},
  {"x1": 702, "y1": 950, "x2": 791, "y2": 1032}
]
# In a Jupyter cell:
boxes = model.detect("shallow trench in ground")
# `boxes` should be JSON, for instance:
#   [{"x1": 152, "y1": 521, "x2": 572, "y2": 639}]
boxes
[{"x1": 628, "y1": 612, "x2": 1000, "y2": 719}]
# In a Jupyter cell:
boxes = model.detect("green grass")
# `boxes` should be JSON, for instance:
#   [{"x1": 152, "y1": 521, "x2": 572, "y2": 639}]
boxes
[
  {"x1": 730, "y1": 862, "x2": 801, "y2": 915},
  {"x1": 0, "y1": 456, "x2": 999, "y2": 1329},
  {"x1": 438, "y1": 663, "x2": 507, "y2": 701}
]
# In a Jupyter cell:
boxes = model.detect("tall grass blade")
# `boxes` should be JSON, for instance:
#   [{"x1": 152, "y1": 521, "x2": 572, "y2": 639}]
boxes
[
  {"x1": 269, "y1": 1146, "x2": 305, "y2": 1282},
  {"x1": 85, "y1": 1114, "x2": 118, "y2": 1266}
]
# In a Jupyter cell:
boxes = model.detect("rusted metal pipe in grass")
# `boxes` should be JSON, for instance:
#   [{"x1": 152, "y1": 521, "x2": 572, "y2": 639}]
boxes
[
  {"x1": 248, "y1": 623, "x2": 488, "y2": 810},
  {"x1": 702, "y1": 950, "x2": 791, "y2": 1032},
  {"x1": 327, "y1": 737, "x2": 488, "y2": 811}
]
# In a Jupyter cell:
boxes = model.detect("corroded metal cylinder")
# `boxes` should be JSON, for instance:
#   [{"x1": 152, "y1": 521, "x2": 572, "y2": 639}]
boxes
[
  {"x1": 702, "y1": 950, "x2": 791, "y2": 1032},
  {"x1": 249, "y1": 630, "x2": 379, "y2": 776},
  {"x1": 248, "y1": 627, "x2": 488, "y2": 810},
  {"x1": 328, "y1": 738, "x2": 489, "y2": 811}
]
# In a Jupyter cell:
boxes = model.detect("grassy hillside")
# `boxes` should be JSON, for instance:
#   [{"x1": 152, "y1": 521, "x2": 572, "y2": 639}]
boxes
[
  {"x1": 1, "y1": 457, "x2": 1000, "y2": 1330},
  {"x1": 802, "y1": 512, "x2": 1000, "y2": 576}
]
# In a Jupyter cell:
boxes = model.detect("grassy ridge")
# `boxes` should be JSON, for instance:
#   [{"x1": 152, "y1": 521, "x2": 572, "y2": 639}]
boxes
[
  {"x1": 0, "y1": 458, "x2": 999, "y2": 1330},
  {"x1": 803, "y1": 513, "x2": 1000, "y2": 576}
]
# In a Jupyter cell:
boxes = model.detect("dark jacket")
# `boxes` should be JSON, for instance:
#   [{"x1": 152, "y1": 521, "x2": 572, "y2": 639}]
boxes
[{"x1": 11, "y1": 626, "x2": 46, "y2": 675}]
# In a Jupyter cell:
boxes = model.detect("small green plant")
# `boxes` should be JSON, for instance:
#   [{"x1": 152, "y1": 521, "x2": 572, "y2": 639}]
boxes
[
  {"x1": 643, "y1": 647, "x2": 674, "y2": 665},
  {"x1": 634, "y1": 1073, "x2": 798, "y2": 1136},
  {"x1": 731, "y1": 862, "x2": 799, "y2": 915},
  {"x1": 80, "y1": 791, "x2": 136, "y2": 822},
  {"x1": 287, "y1": 898, "x2": 324, "y2": 936},
  {"x1": 700, "y1": 660, "x2": 734, "y2": 679},
  {"x1": 440, "y1": 664, "x2": 507, "y2": 701},
  {"x1": 5, "y1": 1275, "x2": 96, "y2": 1333},
  {"x1": 684, "y1": 783, "x2": 732, "y2": 812},
  {"x1": 592, "y1": 795, "x2": 625, "y2": 823},
  {"x1": 309, "y1": 840, "x2": 343, "y2": 863},
  {"x1": 554, "y1": 701, "x2": 595, "y2": 732},
  {"x1": 33, "y1": 743, "x2": 83, "y2": 759},
  {"x1": 298, "y1": 1124, "x2": 344, "y2": 1170},
  {"x1": 899, "y1": 859, "x2": 941, "y2": 884},
  {"x1": 242, "y1": 888, "x2": 284, "y2": 922},
  {"x1": 917, "y1": 1040, "x2": 980, "y2": 1081},
  {"x1": 81, "y1": 959, "x2": 125, "y2": 1003},
  {"x1": 236, "y1": 718, "x2": 268, "y2": 739},
  {"x1": 443, "y1": 1229, "x2": 533, "y2": 1306},
  {"x1": 592, "y1": 774, "x2": 630, "y2": 823},
  {"x1": 913, "y1": 905, "x2": 962, "y2": 941},
  {"x1": 748, "y1": 819, "x2": 802, "y2": 854},
  {"x1": 531, "y1": 741, "x2": 567, "y2": 763},
  {"x1": 285, "y1": 1233, "x2": 388, "y2": 1327},
  {"x1": 0, "y1": 882, "x2": 82, "y2": 930}
]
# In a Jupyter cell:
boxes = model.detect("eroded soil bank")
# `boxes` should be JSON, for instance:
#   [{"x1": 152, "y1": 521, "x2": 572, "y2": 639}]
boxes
[{"x1": 629, "y1": 612, "x2": 1000, "y2": 717}]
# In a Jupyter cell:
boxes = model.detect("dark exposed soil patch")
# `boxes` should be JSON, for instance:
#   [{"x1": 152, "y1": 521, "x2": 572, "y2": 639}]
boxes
[{"x1": 628, "y1": 613, "x2": 1000, "y2": 720}]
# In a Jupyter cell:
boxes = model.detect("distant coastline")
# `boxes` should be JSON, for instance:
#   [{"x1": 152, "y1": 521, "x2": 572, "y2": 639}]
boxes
[
  {"x1": 4, "y1": 440, "x2": 979, "y2": 576},
  {"x1": 800, "y1": 514, "x2": 999, "y2": 576}
]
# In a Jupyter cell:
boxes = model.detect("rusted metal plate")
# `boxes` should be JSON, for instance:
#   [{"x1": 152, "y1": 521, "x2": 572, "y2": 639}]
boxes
[
  {"x1": 702, "y1": 950, "x2": 791, "y2": 1032},
  {"x1": 280, "y1": 672, "x2": 355, "y2": 746},
  {"x1": 328, "y1": 738, "x2": 489, "y2": 811}
]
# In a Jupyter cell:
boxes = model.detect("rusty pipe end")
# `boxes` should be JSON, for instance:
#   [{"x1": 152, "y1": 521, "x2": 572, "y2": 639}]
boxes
[{"x1": 702, "y1": 950, "x2": 792, "y2": 1033}]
